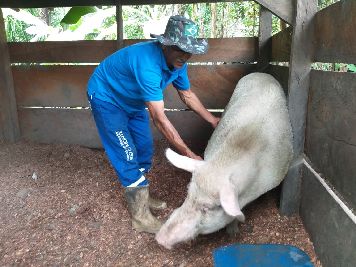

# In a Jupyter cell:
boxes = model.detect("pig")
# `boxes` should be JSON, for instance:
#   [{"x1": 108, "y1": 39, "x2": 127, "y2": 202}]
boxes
[{"x1": 155, "y1": 72, "x2": 293, "y2": 249}]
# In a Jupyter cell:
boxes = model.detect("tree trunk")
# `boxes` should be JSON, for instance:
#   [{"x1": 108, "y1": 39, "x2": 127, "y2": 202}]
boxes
[
  {"x1": 41, "y1": 8, "x2": 50, "y2": 25},
  {"x1": 253, "y1": 4, "x2": 258, "y2": 36},
  {"x1": 211, "y1": 3, "x2": 217, "y2": 38},
  {"x1": 198, "y1": 4, "x2": 204, "y2": 36}
]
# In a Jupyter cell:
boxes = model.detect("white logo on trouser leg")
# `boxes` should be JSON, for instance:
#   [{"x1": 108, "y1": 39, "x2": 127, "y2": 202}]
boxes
[{"x1": 115, "y1": 131, "x2": 134, "y2": 161}]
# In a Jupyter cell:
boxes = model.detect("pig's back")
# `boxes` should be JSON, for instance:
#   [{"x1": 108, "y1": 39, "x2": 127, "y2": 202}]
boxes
[
  {"x1": 205, "y1": 72, "x2": 290, "y2": 157},
  {"x1": 204, "y1": 73, "x2": 293, "y2": 205}
]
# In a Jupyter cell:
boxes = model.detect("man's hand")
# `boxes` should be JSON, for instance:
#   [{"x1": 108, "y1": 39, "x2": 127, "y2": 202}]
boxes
[
  {"x1": 186, "y1": 151, "x2": 203, "y2": 160},
  {"x1": 210, "y1": 116, "x2": 220, "y2": 129},
  {"x1": 146, "y1": 100, "x2": 200, "y2": 159},
  {"x1": 177, "y1": 89, "x2": 220, "y2": 129}
]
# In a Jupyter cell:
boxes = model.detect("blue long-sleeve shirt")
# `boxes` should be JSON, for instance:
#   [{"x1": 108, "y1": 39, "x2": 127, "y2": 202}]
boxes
[{"x1": 87, "y1": 41, "x2": 190, "y2": 113}]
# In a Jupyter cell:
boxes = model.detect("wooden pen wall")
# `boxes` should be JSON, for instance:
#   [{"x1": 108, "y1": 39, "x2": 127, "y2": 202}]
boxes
[
  {"x1": 269, "y1": 1, "x2": 356, "y2": 266},
  {"x1": 9, "y1": 37, "x2": 257, "y2": 148}
]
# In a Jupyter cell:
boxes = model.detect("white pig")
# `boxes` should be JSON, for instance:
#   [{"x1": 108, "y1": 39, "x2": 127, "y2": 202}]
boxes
[{"x1": 156, "y1": 72, "x2": 293, "y2": 249}]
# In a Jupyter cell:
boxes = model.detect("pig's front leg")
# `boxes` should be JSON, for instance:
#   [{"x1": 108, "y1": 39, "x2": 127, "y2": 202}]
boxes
[{"x1": 225, "y1": 219, "x2": 240, "y2": 236}]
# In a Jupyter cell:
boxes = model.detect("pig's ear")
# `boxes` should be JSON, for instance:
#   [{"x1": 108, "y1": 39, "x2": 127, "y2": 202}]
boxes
[
  {"x1": 219, "y1": 182, "x2": 245, "y2": 222},
  {"x1": 165, "y1": 148, "x2": 205, "y2": 172}
]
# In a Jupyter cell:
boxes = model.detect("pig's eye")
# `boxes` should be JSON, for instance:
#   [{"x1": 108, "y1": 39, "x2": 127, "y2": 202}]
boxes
[
  {"x1": 201, "y1": 204, "x2": 220, "y2": 213},
  {"x1": 202, "y1": 206, "x2": 209, "y2": 213}
]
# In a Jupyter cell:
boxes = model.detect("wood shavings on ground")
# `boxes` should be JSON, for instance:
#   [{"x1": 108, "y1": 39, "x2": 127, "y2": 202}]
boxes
[{"x1": 0, "y1": 140, "x2": 321, "y2": 266}]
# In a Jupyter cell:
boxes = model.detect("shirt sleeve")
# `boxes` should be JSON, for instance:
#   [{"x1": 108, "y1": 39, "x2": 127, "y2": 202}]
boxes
[
  {"x1": 130, "y1": 53, "x2": 164, "y2": 102},
  {"x1": 172, "y1": 64, "x2": 190, "y2": 91}
]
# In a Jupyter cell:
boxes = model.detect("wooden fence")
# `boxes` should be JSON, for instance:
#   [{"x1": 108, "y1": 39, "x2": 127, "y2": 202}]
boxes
[
  {"x1": 269, "y1": 1, "x2": 356, "y2": 266},
  {"x1": 7, "y1": 38, "x2": 257, "y2": 147},
  {"x1": 2, "y1": 1, "x2": 356, "y2": 265}
]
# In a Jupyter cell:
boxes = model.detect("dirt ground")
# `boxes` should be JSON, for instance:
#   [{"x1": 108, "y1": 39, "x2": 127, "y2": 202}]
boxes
[{"x1": 0, "y1": 140, "x2": 321, "y2": 266}]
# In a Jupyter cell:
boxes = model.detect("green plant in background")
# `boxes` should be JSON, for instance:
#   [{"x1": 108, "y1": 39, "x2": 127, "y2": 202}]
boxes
[
  {"x1": 60, "y1": 6, "x2": 97, "y2": 25},
  {"x1": 318, "y1": 0, "x2": 340, "y2": 10},
  {"x1": 5, "y1": 14, "x2": 31, "y2": 42},
  {"x1": 2, "y1": 0, "x2": 343, "y2": 42},
  {"x1": 2, "y1": 2, "x2": 264, "y2": 41},
  {"x1": 2, "y1": 6, "x2": 115, "y2": 41},
  {"x1": 4, "y1": 8, "x2": 49, "y2": 41},
  {"x1": 311, "y1": 63, "x2": 356, "y2": 73},
  {"x1": 58, "y1": 6, "x2": 118, "y2": 40},
  {"x1": 347, "y1": 64, "x2": 356, "y2": 73}
]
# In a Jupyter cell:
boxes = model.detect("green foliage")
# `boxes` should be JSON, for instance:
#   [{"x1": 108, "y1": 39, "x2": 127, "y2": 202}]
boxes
[
  {"x1": 4, "y1": 8, "x2": 41, "y2": 42},
  {"x1": 3, "y1": 3, "x2": 270, "y2": 41},
  {"x1": 49, "y1": 8, "x2": 70, "y2": 28},
  {"x1": 312, "y1": 63, "x2": 356, "y2": 73},
  {"x1": 67, "y1": 17, "x2": 83, "y2": 31},
  {"x1": 124, "y1": 24, "x2": 144, "y2": 39},
  {"x1": 5, "y1": 15, "x2": 31, "y2": 42},
  {"x1": 85, "y1": 29, "x2": 100, "y2": 40},
  {"x1": 334, "y1": 63, "x2": 348, "y2": 72},
  {"x1": 237, "y1": 1, "x2": 260, "y2": 36},
  {"x1": 328, "y1": 63, "x2": 356, "y2": 73},
  {"x1": 347, "y1": 64, "x2": 356, "y2": 73},
  {"x1": 318, "y1": 0, "x2": 340, "y2": 10},
  {"x1": 272, "y1": 16, "x2": 281, "y2": 35},
  {"x1": 103, "y1": 15, "x2": 116, "y2": 28},
  {"x1": 122, "y1": 6, "x2": 147, "y2": 39},
  {"x1": 60, "y1": 6, "x2": 96, "y2": 25},
  {"x1": 2, "y1": 0, "x2": 343, "y2": 42}
]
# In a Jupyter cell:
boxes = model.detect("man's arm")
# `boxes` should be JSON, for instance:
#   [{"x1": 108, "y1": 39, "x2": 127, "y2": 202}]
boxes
[
  {"x1": 146, "y1": 100, "x2": 202, "y2": 160},
  {"x1": 177, "y1": 89, "x2": 220, "y2": 128}
]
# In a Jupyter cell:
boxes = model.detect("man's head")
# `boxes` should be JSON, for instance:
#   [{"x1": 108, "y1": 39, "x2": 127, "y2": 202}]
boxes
[
  {"x1": 161, "y1": 44, "x2": 192, "y2": 69},
  {"x1": 151, "y1": 15, "x2": 208, "y2": 69}
]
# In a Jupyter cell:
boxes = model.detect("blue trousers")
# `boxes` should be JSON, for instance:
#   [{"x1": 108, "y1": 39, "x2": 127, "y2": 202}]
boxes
[{"x1": 88, "y1": 94, "x2": 153, "y2": 187}]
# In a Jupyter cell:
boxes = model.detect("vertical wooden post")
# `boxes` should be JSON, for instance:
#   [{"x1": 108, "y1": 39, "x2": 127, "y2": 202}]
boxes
[
  {"x1": 257, "y1": 6, "x2": 272, "y2": 70},
  {"x1": 0, "y1": 9, "x2": 20, "y2": 142},
  {"x1": 116, "y1": 1, "x2": 124, "y2": 49},
  {"x1": 280, "y1": 0, "x2": 317, "y2": 215}
]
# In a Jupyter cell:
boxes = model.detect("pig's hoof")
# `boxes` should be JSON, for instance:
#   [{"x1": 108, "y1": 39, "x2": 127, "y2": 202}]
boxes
[{"x1": 226, "y1": 219, "x2": 240, "y2": 236}]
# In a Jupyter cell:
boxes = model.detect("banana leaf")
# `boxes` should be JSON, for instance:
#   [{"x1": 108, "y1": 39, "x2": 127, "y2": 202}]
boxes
[{"x1": 60, "y1": 6, "x2": 97, "y2": 25}]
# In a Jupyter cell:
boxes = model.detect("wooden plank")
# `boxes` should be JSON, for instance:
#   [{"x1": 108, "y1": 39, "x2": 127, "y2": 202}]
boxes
[
  {"x1": 306, "y1": 70, "x2": 356, "y2": 209},
  {"x1": 266, "y1": 64, "x2": 289, "y2": 94},
  {"x1": 1, "y1": 0, "x2": 247, "y2": 8},
  {"x1": 271, "y1": 26, "x2": 292, "y2": 62},
  {"x1": 164, "y1": 64, "x2": 254, "y2": 109},
  {"x1": 8, "y1": 38, "x2": 258, "y2": 63},
  {"x1": 18, "y1": 108, "x2": 215, "y2": 148},
  {"x1": 257, "y1": 6, "x2": 272, "y2": 71},
  {"x1": 314, "y1": 0, "x2": 356, "y2": 64},
  {"x1": 18, "y1": 108, "x2": 102, "y2": 148},
  {"x1": 0, "y1": 9, "x2": 20, "y2": 142},
  {"x1": 280, "y1": 0, "x2": 317, "y2": 215},
  {"x1": 9, "y1": 40, "x2": 119, "y2": 63},
  {"x1": 13, "y1": 64, "x2": 254, "y2": 109},
  {"x1": 254, "y1": 0, "x2": 294, "y2": 24},
  {"x1": 191, "y1": 38, "x2": 258, "y2": 63},
  {"x1": 151, "y1": 111, "x2": 216, "y2": 145},
  {"x1": 301, "y1": 164, "x2": 356, "y2": 267},
  {"x1": 13, "y1": 65, "x2": 94, "y2": 108}
]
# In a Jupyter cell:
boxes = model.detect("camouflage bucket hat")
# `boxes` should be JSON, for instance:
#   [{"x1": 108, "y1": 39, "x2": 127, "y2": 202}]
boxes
[{"x1": 150, "y1": 15, "x2": 208, "y2": 55}]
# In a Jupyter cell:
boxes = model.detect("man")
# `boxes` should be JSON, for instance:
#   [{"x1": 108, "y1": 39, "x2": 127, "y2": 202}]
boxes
[{"x1": 87, "y1": 15, "x2": 219, "y2": 234}]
